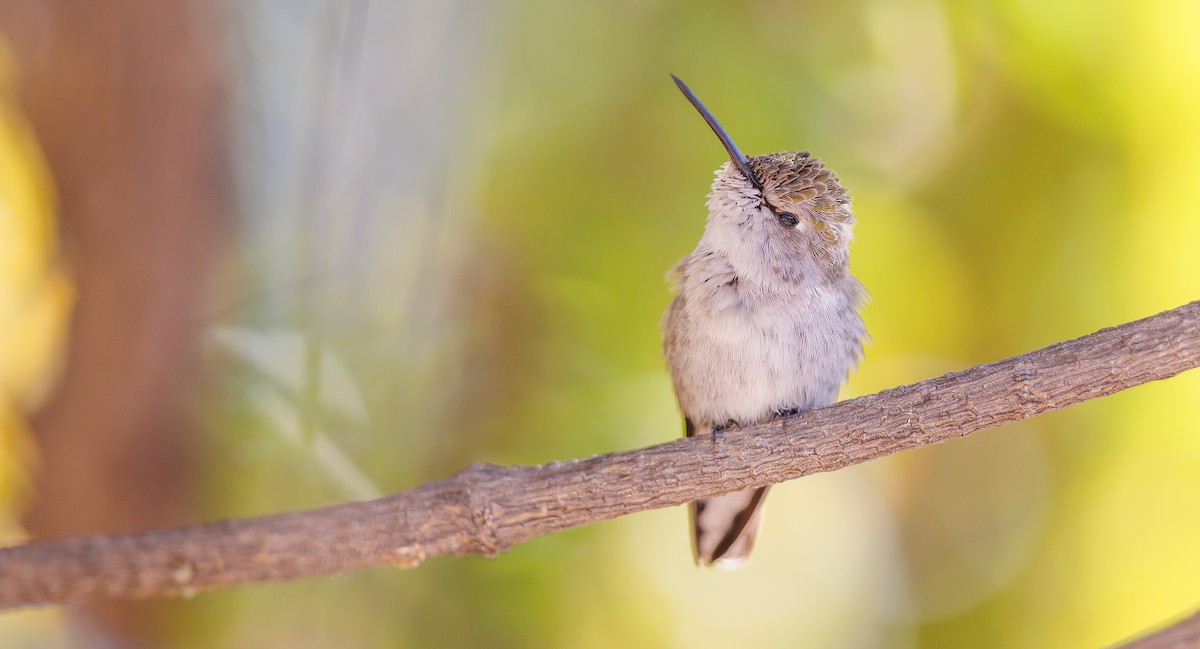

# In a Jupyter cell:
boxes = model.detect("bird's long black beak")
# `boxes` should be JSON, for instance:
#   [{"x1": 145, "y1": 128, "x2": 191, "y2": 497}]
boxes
[{"x1": 671, "y1": 74, "x2": 762, "y2": 191}]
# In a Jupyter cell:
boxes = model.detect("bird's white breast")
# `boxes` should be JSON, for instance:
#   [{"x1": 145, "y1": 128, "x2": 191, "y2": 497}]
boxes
[{"x1": 665, "y1": 261, "x2": 864, "y2": 426}]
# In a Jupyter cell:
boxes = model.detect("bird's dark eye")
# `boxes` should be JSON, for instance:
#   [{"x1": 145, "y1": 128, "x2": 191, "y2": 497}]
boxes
[{"x1": 778, "y1": 213, "x2": 799, "y2": 227}]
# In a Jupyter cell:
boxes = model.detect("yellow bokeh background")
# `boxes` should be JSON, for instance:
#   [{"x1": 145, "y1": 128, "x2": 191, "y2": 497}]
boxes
[
  {"x1": 0, "y1": 43, "x2": 72, "y2": 647},
  {"x1": 3, "y1": 1, "x2": 1200, "y2": 647}
]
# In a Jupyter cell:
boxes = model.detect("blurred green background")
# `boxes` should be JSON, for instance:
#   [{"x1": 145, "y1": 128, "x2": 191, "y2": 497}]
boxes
[{"x1": 2, "y1": 0, "x2": 1200, "y2": 647}]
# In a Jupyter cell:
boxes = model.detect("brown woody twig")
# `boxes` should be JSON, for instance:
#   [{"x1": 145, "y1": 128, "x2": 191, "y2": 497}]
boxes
[
  {"x1": 1117, "y1": 609, "x2": 1200, "y2": 648},
  {"x1": 1, "y1": 301, "x2": 1198, "y2": 612}
]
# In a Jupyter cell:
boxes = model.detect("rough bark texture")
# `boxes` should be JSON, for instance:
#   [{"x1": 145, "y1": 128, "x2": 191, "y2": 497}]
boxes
[{"x1": 0, "y1": 300, "x2": 1197, "y2": 611}]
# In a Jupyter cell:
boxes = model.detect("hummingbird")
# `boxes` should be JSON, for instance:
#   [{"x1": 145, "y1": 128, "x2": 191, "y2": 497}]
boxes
[{"x1": 663, "y1": 75, "x2": 868, "y2": 567}]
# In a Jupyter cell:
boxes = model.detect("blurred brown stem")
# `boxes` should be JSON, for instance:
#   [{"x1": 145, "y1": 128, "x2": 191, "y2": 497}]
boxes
[
  {"x1": 0, "y1": 1, "x2": 229, "y2": 644},
  {"x1": 0, "y1": 301, "x2": 1198, "y2": 618}
]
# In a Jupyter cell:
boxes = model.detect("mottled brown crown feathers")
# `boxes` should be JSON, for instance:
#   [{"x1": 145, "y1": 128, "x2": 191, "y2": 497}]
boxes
[{"x1": 748, "y1": 151, "x2": 850, "y2": 217}]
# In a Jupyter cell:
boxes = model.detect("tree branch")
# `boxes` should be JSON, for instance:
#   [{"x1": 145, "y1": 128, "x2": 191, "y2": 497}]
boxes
[
  {"x1": 2, "y1": 301, "x2": 1198, "y2": 610},
  {"x1": 1117, "y1": 609, "x2": 1200, "y2": 648}
]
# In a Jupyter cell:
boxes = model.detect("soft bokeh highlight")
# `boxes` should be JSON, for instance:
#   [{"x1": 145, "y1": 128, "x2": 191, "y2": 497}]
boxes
[{"x1": 2, "y1": 0, "x2": 1199, "y2": 647}]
